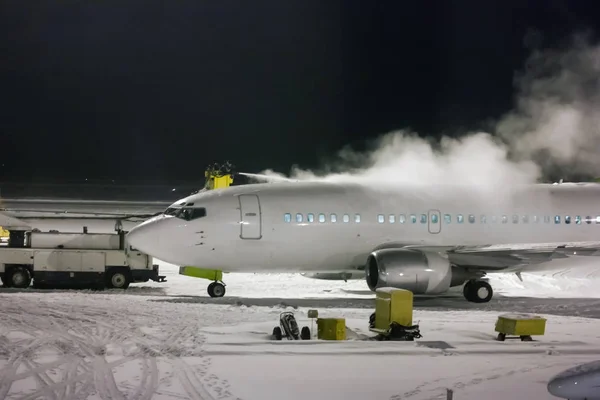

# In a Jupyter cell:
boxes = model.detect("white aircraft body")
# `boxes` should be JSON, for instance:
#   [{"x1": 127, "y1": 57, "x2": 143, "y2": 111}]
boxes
[{"x1": 126, "y1": 181, "x2": 600, "y2": 302}]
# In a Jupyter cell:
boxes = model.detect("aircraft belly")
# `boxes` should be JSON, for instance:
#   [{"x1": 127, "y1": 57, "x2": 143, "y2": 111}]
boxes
[{"x1": 230, "y1": 229, "x2": 355, "y2": 272}]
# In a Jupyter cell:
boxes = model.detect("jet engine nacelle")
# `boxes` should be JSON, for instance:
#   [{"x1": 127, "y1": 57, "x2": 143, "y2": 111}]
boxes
[{"x1": 365, "y1": 249, "x2": 467, "y2": 294}]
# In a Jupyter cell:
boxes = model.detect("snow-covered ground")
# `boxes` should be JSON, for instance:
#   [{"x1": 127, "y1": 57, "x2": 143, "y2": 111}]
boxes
[{"x1": 2, "y1": 261, "x2": 600, "y2": 399}]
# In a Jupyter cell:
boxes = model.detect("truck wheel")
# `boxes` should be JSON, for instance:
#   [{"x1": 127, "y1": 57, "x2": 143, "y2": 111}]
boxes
[
  {"x1": 9, "y1": 267, "x2": 31, "y2": 289},
  {"x1": 106, "y1": 270, "x2": 130, "y2": 289}
]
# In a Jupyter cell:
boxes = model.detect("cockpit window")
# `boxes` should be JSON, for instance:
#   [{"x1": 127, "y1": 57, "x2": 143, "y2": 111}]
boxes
[
  {"x1": 164, "y1": 206, "x2": 207, "y2": 221},
  {"x1": 178, "y1": 207, "x2": 207, "y2": 221},
  {"x1": 164, "y1": 207, "x2": 180, "y2": 216}
]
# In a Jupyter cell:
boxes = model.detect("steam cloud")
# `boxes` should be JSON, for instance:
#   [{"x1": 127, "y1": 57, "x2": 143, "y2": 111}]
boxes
[{"x1": 256, "y1": 35, "x2": 600, "y2": 187}]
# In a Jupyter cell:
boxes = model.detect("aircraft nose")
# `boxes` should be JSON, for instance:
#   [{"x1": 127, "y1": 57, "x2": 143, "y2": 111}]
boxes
[{"x1": 126, "y1": 217, "x2": 161, "y2": 253}]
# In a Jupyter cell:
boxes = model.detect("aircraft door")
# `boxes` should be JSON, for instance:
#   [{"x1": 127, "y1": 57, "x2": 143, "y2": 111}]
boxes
[
  {"x1": 428, "y1": 209, "x2": 441, "y2": 234},
  {"x1": 238, "y1": 194, "x2": 262, "y2": 239}
]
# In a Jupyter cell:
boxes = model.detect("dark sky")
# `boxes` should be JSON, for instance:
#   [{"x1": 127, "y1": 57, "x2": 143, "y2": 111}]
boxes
[{"x1": 2, "y1": 0, "x2": 600, "y2": 185}]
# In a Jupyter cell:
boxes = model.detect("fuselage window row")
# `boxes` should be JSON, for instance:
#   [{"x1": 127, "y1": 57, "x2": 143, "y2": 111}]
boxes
[{"x1": 284, "y1": 213, "x2": 600, "y2": 225}]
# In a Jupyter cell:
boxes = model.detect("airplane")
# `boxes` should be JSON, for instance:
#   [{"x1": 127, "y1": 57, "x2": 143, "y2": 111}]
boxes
[
  {"x1": 547, "y1": 359, "x2": 600, "y2": 399},
  {"x1": 125, "y1": 179, "x2": 600, "y2": 301}
]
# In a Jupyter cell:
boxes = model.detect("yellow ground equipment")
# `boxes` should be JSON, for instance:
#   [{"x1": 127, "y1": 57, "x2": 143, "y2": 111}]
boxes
[
  {"x1": 495, "y1": 313, "x2": 546, "y2": 341},
  {"x1": 178, "y1": 162, "x2": 235, "y2": 298},
  {"x1": 317, "y1": 318, "x2": 346, "y2": 340},
  {"x1": 369, "y1": 288, "x2": 421, "y2": 340},
  {"x1": 372, "y1": 288, "x2": 413, "y2": 331},
  {"x1": 0, "y1": 227, "x2": 8, "y2": 244}
]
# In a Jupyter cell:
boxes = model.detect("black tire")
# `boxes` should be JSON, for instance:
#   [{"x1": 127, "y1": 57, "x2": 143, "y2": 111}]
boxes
[
  {"x1": 497, "y1": 333, "x2": 506, "y2": 341},
  {"x1": 463, "y1": 280, "x2": 493, "y2": 303},
  {"x1": 106, "y1": 269, "x2": 131, "y2": 289},
  {"x1": 9, "y1": 267, "x2": 31, "y2": 289},
  {"x1": 272, "y1": 326, "x2": 282, "y2": 340},
  {"x1": 462, "y1": 281, "x2": 472, "y2": 299},
  {"x1": 207, "y1": 282, "x2": 226, "y2": 298},
  {"x1": 301, "y1": 326, "x2": 311, "y2": 340}
]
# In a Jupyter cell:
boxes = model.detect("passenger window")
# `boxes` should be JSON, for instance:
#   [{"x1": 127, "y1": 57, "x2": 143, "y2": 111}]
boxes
[
  {"x1": 480, "y1": 215, "x2": 486, "y2": 223},
  {"x1": 420, "y1": 214, "x2": 427, "y2": 224},
  {"x1": 457, "y1": 214, "x2": 464, "y2": 223},
  {"x1": 343, "y1": 214, "x2": 350, "y2": 223},
  {"x1": 399, "y1": 214, "x2": 406, "y2": 224},
  {"x1": 502, "y1": 215, "x2": 508, "y2": 224},
  {"x1": 565, "y1": 215, "x2": 571, "y2": 225},
  {"x1": 522, "y1": 215, "x2": 529, "y2": 224},
  {"x1": 512, "y1": 215, "x2": 519, "y2": 224},
  {"x1": 431, "y1": 214, "x2": 439, "y2": 224},
  {"x1": 318, "y1": 213, "x2": 326, "y2": 223},
  {"x1": 554, "y1": 215, "x2": 560, "y2": 224},
  {"x1": 378, "y1": 214, "x2": 385, "y2": 223},
  {"x1": 575, "y1": 215, "x2": 581, "y2": 225},
  {"x1": 296, "y1": 213, "x2": 303, "y2": 223},
  {"x1": 585, "y1": 215, "x2": 592, "y2": 224},
  {"x1": 468, "y1": 214, "x2": 475, "y2": 224},
  {"x1": 544, "y1": 216, "x2": 551, "y2": 223},
  {"x1": 595, "y1": 216, "x2": 600, "y2": 224},
  {"x1": 330, "y1": 214, "x2": 337, "y2": 223},
  {"x1": 308, "y1": 213, "x2": 314, "y2": 223},
  {"x1": 444, "y1": 214, "x2": 451, "y2": 224},
  {"x1": 389, "y1": 215, "x2": 395, "y2": 223},
  {"x1": 410, "y1": 214, "x2": 417, "y2": 224},
  {"x1": 355, "y1": 214, "x2": 361, "y2": 223},
  {"x1": 284, "y1": 213, "x2": 291, "y2": 223}
]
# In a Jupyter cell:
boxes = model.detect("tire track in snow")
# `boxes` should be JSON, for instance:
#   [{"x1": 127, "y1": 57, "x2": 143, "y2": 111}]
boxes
[
  {"x1": 391, "y1": 357, "x2": 587, "y2": 400},
  {"x1": 0, "y1": 293, "x2": 237, "y2": 400}
]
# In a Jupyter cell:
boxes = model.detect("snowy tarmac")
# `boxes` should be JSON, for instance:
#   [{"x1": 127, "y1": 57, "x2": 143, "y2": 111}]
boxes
[{"x1": 2, "y1": 261, "x2": 600, "y2": 399}]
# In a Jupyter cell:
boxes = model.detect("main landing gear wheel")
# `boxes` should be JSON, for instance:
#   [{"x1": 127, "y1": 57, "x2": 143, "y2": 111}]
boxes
[
  {"x1": 207, "y1": 281, "x2": 226, "y2": 298},
  {"x1": 463, "y1": 280, "x2": 493, "y2": 303}
]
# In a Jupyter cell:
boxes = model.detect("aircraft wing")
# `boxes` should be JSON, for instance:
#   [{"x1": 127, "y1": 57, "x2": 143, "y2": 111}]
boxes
[{"x1": 405, "y1": 242, "x2": 600, "y2": 273}]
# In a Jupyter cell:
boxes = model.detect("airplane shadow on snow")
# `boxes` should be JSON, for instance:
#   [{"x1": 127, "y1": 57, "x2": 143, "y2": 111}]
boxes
[
  {"x1": 151, "y1": 292, "x2": 600, "y2": 320},
  {"x1": 3, "y1": 284, "x2": 600, "y2": 319}
]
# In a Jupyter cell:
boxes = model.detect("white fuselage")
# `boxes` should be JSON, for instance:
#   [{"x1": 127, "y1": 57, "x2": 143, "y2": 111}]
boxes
[{"x1": 126, "y1": 181, "x2": 600, "y2": 274}]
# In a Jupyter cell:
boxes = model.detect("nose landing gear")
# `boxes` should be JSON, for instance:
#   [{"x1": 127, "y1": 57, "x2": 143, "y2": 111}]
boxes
[
  {"x1": 207, "y1": 281, "x2": 226, "y2": 298},
  {"x1": 178, "y1": 267, "x2": 228, "y2": 298}
]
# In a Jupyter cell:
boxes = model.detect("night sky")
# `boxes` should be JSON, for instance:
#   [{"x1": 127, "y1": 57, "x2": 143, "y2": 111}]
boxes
[{"x1": 2, "y1": 0, "x2": 600, "y2": 186}]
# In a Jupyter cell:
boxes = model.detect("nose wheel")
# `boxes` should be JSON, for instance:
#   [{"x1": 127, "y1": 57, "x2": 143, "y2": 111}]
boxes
[{"x1": 207, "y1": 281, "x2": 226, "y2": 298}]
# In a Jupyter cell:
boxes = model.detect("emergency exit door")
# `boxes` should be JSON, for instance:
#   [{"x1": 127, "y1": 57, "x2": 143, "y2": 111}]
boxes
[
  {"x1": 428, "y1": 209, "x2": 441, "y2": 234},
  {"x1": 239, "y1": 194, "x2": 262, "y2": 239}
]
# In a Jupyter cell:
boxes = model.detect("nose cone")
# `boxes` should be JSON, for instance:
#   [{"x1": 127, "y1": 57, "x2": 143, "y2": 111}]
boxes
[
  {"x1": 127, "y1": 216, "x2": 162, "y2": 254},
  {"x1": 547, "y1": 360, "x2": 600, "y2": 399}
]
